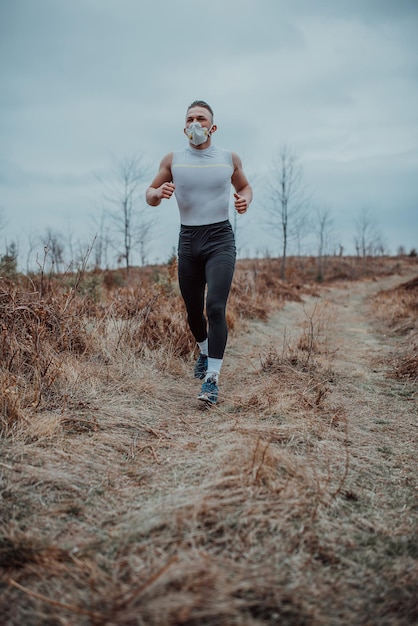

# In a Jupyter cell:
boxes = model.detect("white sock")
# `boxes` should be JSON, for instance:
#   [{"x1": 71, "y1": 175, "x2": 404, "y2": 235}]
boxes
[
  {"x1": 197, "y1": 339, "x2": 208, "y2": 356},
  {"x1": 206, "y1": 357, "x2": 223, "y2": 382}
]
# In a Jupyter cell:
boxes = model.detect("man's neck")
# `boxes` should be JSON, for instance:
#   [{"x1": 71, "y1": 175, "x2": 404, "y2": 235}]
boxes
[{"x1": 189, "y1": 139, "x2": 212, "y2": 151}]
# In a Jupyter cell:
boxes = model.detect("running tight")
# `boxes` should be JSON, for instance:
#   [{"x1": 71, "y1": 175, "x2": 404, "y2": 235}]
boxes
[{"x1": 177, "y1": 220, "x2": 236, "y2": 360}]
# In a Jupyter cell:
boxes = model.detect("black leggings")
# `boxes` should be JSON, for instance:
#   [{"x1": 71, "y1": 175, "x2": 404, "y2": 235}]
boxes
[{"x1": 178, "y1": 220, "x2": 236, "y2": 360}]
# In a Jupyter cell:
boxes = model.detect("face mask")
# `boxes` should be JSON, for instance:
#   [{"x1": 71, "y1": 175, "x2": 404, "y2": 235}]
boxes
[{"x1": 186, "y1": 122, "x2": 212, "y2": 146}]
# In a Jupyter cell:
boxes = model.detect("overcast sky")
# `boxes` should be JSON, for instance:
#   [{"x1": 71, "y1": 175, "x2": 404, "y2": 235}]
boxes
[{"x1": 1, "y1": 0, "x2": 418, "y2": 267}]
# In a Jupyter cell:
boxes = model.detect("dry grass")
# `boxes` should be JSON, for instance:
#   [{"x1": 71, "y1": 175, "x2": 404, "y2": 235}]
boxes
[
  {"x1": 1, "y1": 255, "x2": 417, "y2": 625},
  {"x1": 372, "y1": 274, "x2": 418, "y2": 384}
]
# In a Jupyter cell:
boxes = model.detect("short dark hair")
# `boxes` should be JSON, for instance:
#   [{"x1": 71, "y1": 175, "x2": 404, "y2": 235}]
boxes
[{"x1": 187, "y1": 100, "x2": 214, "y2": 120}]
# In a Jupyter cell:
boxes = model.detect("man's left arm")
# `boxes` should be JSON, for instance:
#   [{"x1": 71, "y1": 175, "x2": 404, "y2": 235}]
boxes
[{"x1": 231, "y1": 152, "x2": 253, "y2": 214}]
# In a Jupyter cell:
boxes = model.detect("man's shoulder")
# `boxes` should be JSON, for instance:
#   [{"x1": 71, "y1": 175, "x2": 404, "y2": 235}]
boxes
[
  {"x1": 159, "y1": 151, "x2": 174, "y2": 169},
  {"x1": 213, "y1": 146, "x2": 233, "y2": 165}
]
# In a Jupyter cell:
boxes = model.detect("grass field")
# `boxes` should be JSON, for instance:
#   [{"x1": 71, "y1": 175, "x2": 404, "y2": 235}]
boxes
[{"x1": 1, "y1": 255, "x2": 417, "y2": 625}]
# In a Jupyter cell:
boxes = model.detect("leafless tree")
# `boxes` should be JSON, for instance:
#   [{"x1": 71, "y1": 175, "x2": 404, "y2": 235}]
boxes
[
  {"x1": 136, "y1": 219, "x2": 153, "y2": 267},
  {"x1": 90, "y1": 209, "x2": 112, "y2": 269},
  {"x1": 314, "y1": 205, "x2": 334, "y2": 281},
  {"x1": 354, "y1": 208, "x2": 383, "y2": 257},
  {"x1": 43, "y1": 229, "x2": 65, "y2": 272},
  {"x1": 24, "y1": 232, "x2": 40, "y2": 274},
  {"x1": 98, "y1": 155, "x2": 153, "y2": 277},
  {"x1": 265, "y1": 146, "x2": 310, "y2": 279}
]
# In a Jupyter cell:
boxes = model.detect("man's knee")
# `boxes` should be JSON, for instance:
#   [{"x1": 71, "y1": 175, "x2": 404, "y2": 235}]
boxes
[{"x1": 206, "y1": 301, "x2": 225, "y2": 324}]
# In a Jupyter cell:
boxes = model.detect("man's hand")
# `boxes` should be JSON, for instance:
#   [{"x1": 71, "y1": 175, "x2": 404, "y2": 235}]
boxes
[
  {"x1": 234, "y1": 192, "x2": 249, "y2": 214},
  {"x1": 146, "y1": 181, "x2": 175, "y2": 206},
  {"x1": 159, "y1": 182, "x2": 176, "y2": 200}
]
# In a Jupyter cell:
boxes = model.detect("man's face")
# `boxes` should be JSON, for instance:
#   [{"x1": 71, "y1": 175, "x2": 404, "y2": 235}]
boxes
[{"x1": 185, "y1": 106, "x2": 213, "y2": 130}]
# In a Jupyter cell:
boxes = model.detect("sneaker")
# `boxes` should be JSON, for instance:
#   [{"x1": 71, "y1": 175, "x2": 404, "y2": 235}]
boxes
[
  {"x1": 198, "y1": 376, "x2": 218, "y2": 405},
  {"x1": 194, "y1": 353, "x2": 208, "y2": 379}
]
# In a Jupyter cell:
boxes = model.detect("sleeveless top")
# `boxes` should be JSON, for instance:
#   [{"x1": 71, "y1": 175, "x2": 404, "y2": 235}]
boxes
[{"x1": 171, "y1": 145, "x2": 234, "y2": 226}]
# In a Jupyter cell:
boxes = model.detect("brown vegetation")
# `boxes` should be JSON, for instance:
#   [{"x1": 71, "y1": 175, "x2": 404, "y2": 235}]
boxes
[
  {"x1": 372, "y1": 274, "x2": 418, "y2": 384},
  {"x1": 1, "y1": 255, "x2": 417, "y2": 625}
]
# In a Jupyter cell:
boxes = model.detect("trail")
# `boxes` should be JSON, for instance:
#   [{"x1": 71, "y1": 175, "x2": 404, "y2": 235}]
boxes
[{"x1": 224, "y1": 271, "x2": 417, "y2": 526}]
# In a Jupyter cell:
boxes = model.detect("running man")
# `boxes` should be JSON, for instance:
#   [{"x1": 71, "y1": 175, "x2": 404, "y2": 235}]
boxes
[{"x1": 146, "y1": 100, "x2": 253, "y2": 404}]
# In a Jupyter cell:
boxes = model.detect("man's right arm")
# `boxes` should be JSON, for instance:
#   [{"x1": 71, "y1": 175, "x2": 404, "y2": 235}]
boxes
[{"x1": 145, "y1": 153, "x2": 175, "y2": 206}]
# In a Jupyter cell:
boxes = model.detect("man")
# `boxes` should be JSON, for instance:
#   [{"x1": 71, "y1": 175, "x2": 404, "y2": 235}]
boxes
[{"x1": 146, "y1": 100, "x2": 253, "y2": 404}]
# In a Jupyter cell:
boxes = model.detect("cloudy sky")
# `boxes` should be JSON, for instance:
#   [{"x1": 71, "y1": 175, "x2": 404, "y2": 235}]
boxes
[{"x1": 1, "y1": 0, "x2": 418, "y2": 267}]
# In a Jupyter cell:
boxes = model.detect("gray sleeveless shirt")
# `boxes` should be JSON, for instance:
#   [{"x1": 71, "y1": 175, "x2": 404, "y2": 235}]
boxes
[{"x1": 172, "y1": 145, "x2": 234, "y2": 226}]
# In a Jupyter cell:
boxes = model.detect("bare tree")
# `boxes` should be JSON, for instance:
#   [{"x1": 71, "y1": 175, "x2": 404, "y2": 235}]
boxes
[
  {"x1": 137, "y1": 219, "x2": 153, "y2": 267},
  {"x1": 265, "y1": 146, "x2": 310, "y2": 279},
  {"x1": 91, "y1": 209, "x2": 112, "y2": 269},
  {"x1": 294, "y1": 209, "x2": 312, "y2": 257},
  {"x1": 43, "y1": 229, "x2": 65, "y2": 272},
  {"x1": 98, "y1": 155, "x2": 153, "y2": 276},
  {"x1": 354, "y1": 208, "x2": 382, "y2": 257},
  {"x1": 314, "y1": 205, "x2": 334, "y2": 281},
  {"x1": 24, "y1": 232, "x2": 40, "y2": 274}
]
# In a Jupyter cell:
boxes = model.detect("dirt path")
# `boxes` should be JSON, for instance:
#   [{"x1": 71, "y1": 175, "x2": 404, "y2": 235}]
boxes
[
  {"x1": 226, "y1": 271, "x2": 417, "y2": 514},
  {"x1": 227, "y1": 271, "x2": 416, "y2": 418}
]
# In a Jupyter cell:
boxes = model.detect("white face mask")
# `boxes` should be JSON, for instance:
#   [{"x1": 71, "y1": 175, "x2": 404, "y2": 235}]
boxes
[{"x1": 185, "y1": 122, "x2": 212, "y2": 146}]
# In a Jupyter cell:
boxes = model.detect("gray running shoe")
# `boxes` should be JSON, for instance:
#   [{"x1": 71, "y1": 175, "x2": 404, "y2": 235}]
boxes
[
  {"x1": 198, "y1": 376, "x2": 218, "y2": 405},
  {"x1": 194, "y1": 353, "x2": 208, "y2": 379}
]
